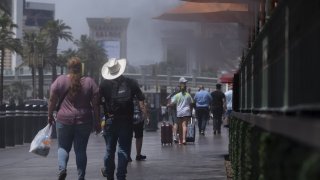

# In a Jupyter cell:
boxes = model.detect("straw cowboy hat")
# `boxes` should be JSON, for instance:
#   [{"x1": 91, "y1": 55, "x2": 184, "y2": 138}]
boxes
[{"x1": 101, "y1": 58, "x2": 127, "y2": 80}]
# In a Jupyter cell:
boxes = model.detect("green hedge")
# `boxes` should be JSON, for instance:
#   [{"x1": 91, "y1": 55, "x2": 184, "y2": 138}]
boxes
[{"x1": 229, "y1": 117, "x2": 320, "y2": 180}]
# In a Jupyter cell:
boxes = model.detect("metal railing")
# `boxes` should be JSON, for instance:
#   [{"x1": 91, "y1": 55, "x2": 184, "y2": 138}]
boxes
[
  {"x1": 3, "y1": 73, "x2": 218, "y2": 96},
  {"x1": 235, "y1": 0, "x2": 320, "y2": 114}
]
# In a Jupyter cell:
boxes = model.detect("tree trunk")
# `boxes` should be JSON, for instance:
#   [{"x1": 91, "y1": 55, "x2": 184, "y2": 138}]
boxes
[
  {"x1": 31, "y1": 66, "x2": 36, "y2": 98},
  {"x1": 51, "y1": 64, "x2": 57, "y2": 82},
  {"x1": 60, "y1": 65, "x2": 64, "y2": 75},
  {"x1": 38, "y1": 66, "x2": 44, "y2": 99},
  {"x1": 0, "y1": 49, "x2": 4, "y2": 104},
  {"x1": 51, "y1": 39, "x2": 59, "y2": 82}
]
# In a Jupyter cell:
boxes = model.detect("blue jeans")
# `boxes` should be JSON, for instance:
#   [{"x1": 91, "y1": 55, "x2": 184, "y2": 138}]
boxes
[
  {"x1": 196, "y1": 107, "x2": 210, "y2": 132},
  {"x1": 103, "y1": 117, "x2": 133, "y2": 180},
  {"x1": 56, "y1": 122, "x2": 92, "y2": 179}
]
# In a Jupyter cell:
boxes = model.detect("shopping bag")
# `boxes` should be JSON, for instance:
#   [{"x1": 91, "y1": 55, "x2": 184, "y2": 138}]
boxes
[{"x1": 29, "y1": 124, "x2": 52, "y2": 157}]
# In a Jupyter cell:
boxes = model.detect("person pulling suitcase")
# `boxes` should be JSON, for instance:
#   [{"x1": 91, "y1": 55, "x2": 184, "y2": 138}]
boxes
[{"x1": 167, "y1": 77, "x2": 194, "y2": 145}]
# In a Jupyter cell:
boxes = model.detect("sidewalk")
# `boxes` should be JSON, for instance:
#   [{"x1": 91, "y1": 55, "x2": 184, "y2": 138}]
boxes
[{"x1": 0, "y1": 122, "x2": 229, "y2": 180}]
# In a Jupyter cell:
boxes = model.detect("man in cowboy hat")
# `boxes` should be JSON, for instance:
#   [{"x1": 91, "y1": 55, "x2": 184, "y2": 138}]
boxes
[{"x1": 99, "y1": 58, "x2": 147, "y2": 180}]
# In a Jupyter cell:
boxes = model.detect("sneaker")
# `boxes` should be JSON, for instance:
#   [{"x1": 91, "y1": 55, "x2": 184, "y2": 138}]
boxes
[
  {"x1": 101, "y1": 168, "x2": 114, "y2": 180},
  {"x1": 100, "y1": 168, "x2": 107, "y2": 177},
  {"x1": 136, "y1": 154, "x2": 147, "y2": 161},
  {"x1": 58, "y1": 169, "x2": 67, "y2": 180},
  {"x1": 213, "y1": 130, "x2": 216, "y2": 135},
  {"x1": 200, "y1": 131, "x2": 205, "y2": 136},
  {"x1": 173, "y1": 137, "x2": 179, "y2": 143}
]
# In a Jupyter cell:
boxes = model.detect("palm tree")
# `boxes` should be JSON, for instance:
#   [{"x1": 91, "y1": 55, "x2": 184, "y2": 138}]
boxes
[
  {"x1": 75, "y1": 35, "x2": 107, "y2": 82},
  {"x1": 34, "y1": 33, "x2": 50, "y2": 99},
  {"x1": 0, "y1": 14, "x2": 22, "y2": 104},
  {"x1": 22, "y1": 32, "x2": 37, "y2": 98},
  {"x1": 23, "y1": 32, "x2": 50, "y2": 99},
  {"x1": 41, "y1": 19, "x2": 73, "y2": 82},
  {"x1": 35, "y1": 33, "x2": 50, "y2": 99},
  {"x1": 57, "y1": 48, "x2": 77, "y2": 74}
]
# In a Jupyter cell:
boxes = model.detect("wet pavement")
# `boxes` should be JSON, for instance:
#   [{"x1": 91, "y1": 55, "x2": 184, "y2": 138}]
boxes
[{"x1": 0, "y1": 122, "x2": 229, "y2": 180}]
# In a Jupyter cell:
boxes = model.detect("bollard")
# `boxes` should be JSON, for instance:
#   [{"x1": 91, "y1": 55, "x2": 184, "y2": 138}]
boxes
[
  {"x1": 145, "y1": 108, "x2": 159, "y2": 132},
  {"x1": 39, "y1": 104, "x2": 48, "y2": 128},
  {"x1": 5, "y1": 104, "x2": 16, "y2": 147},
  {"x1": 0, "y1": 104, "x2": 5, "y2": 148},
  {"x1": 23, "y1": 104, "x2": 33, "y2": 143},
  {"x1": 14, "y1": 104, "x2": 24, "y2": 145},
  {"x1": 34, "y1": 104, "x2": 42, "y2": 132},
  {"x1": 30, "y1": 105, "x2": 39, "y2": 139}
]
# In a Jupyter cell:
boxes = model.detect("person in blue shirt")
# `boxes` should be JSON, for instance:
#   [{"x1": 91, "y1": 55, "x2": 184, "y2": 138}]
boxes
[{"x1": 194, "y1": 85, "x2": 212, "y2": 135}]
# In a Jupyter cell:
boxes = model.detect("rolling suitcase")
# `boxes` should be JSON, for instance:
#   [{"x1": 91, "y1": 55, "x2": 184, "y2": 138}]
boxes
[
  {"x1": 186, "y1": 118, "x2": 196, "y2": 143},
  {"x1": 161, "y1": 121, "x2": 173, "y2": 145}
]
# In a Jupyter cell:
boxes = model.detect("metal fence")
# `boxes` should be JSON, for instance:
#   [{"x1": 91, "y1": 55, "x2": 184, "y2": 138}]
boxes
[{"x1": 234, "y1": 0, "x2": 320, "y2": 114}]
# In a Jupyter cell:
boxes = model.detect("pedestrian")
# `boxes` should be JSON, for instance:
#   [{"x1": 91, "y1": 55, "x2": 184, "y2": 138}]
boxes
[
  {"x1": 99, "y1": 58, "x2": 147, "y2": 180},
  {"x1": 47, "y1": 57, "x2": 101, "y2": 180},
  {"x1": 210, "y1": 83, "x2": 226, "y2": 135},
  {"x1": 167, "y1": 77, "x2": 194, "y2": 145},
  {"x1": 224, "y1": 84, "x2": 233, "y2": 128},
  {"x1": 194, "y1": 85, "x2": 212, "y2": 136},
  {"x1": 166, "y1": 87, "x2": 179, "y2": 143},
  {"x1": 129, "y1": 97, "x2": 149, "y2": 162}
]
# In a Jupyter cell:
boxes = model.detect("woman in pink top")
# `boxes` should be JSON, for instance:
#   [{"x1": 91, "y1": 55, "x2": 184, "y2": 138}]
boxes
[{"x1": 48, "y1": 57, "x2": 101, "y2": 180}]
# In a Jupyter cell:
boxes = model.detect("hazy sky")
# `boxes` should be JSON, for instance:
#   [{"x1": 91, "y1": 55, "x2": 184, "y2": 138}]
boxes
[{"x1": 28, "y1": 0, "x2": 182, "y2": 65}]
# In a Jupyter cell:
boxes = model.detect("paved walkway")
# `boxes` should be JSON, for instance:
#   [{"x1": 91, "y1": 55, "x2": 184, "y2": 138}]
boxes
[{"x1": 0, "y1": 122, "x2": 229, "y2": 180}]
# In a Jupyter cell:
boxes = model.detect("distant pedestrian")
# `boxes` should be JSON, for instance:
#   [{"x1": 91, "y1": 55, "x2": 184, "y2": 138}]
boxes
[
  {"x1": 167, "y1": 77, "x2": 194, "y2": 145},
  {"x1": 48, "y1": 57, "x2": 101, "y2": 180},
  {"x1": 224, "y1": 84, "x2": 233, "y2": 128},
  {"x1": 210, "y1": 83, "x2": 226, "y2": 135},
  {"x1": 194, "y1": 85, "x2": 212, "y2": 135},
  {"x1": 99, "y1": 58, "x2": 147, "y2": 180}
]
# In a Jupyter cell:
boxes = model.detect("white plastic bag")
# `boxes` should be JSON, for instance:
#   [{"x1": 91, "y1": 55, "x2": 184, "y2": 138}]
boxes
[{"x1": 29, "y1": 124, "x2": 52, "y2": 157}]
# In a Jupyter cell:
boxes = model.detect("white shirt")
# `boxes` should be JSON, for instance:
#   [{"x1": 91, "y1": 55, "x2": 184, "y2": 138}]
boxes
[
  {"x1": 172, "y1": 92, "x2": 194, "y2": 117},
  {"x1": 225, "y1": 90, "x2": 233, "y2": 110}
]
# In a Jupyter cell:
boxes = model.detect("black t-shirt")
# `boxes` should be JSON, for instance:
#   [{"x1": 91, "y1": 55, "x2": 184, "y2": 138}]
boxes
[
  {"x1": 100, "y1": 76, "x2": 145, "y2": 117},
  {"x1": 211, "y1": 90, "x2": 225, "y2": 112}
]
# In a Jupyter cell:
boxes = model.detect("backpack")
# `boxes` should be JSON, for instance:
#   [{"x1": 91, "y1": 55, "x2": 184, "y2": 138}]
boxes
[{"x1": 109, "y1": 77, "x2": 132, "y2": 113}]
